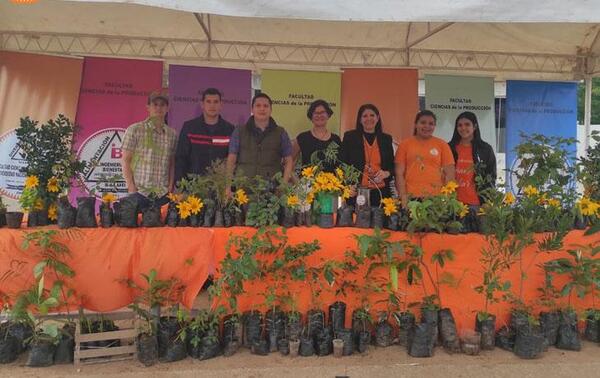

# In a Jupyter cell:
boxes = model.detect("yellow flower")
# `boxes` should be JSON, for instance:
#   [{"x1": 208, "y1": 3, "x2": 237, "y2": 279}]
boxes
[
  {"x1": 503, "y1": 192, "x2": 515, "y2": 206},
  {"x1": 102, "y1": 192, "x2": 117, "y2": 204},
  {"x1": 478, "y1": 207, "x2": 486, "y2": 216},
  {"x1": 577, "y1": 197, "x2": 600, "y2": 216},
  {"x1": 177, "y1": 201, "x2": 192, "y2": 219},
  {"x1": 381, "y1": 197, "x2": 398, "y2": 216},
  {"x1": 335, "y1": 168, "x2": 344, "y2": 180},
  {"x1": 523, "y1": 185, "x2": 539, "y2": 197},
  {"x1": 24, "y1": 175, "x2": 39, "y2": 189},
  {"x1": 342, "y1": 187, "x2": 351, "y2": 200},
  {"x1": 34, "y1": 198, "x2": 44, "y2": 210},
  {"x1": 459, "y1": 203, "x2": 469, "y2": 218},
  {"x1": 167, "y1": 192, "x2": 182, "y2": 203},
  {"x1": 287, "y1": 195, "x2": 300, "y2": 208},
  {"x1": 302, "y1": 166, "x2": 316, "y2": 178},
  {"x1": 306, "y1": 192, "x2": 315, "y2": 204},
  {"x1": 547, "y1": 198, "x2": 561, "y2": 209},
  {"x1": 187, "y1": 195, "x2": 203, "y2": 215},
  {"x1": 48, "y1": 204, "x2": 57, "y2": 221},
  {"x1": 537, "y1": 193, "x2": 548, "y2": 206},
  {"x1": 440, "y1": 181, "x2": 458, "y2": 195},
  {"x1": 235, "y1": 189, "x2": 249, "y2": 205},
  {"x1": 46, "y1": 177, "x2": 59, "y2": 193}
]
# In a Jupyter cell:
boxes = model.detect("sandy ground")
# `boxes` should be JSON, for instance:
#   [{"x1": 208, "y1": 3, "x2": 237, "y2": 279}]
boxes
[{"x1": 1, "y1": 342, "x2": 599, "y2": 378}]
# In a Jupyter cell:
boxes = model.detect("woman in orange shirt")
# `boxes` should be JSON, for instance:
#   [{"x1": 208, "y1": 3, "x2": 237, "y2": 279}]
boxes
[
  {"x1": 395, "y1": 110, "x2": 455, "y2": 206},
  {"x1": 447, "y1": 111, "x2": 496, "y2": 207}
]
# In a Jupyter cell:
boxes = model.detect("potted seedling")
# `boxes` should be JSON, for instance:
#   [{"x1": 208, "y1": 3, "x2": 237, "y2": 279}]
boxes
[
  {"x1": 473, "y1": 187, "x2": 518, "y2": 350},
  {"x1": 11, "y1": 276, "x2": 63, "y2": 367},
  {"x1": 544, "y1": 244, "x2": 600, "y2": 350},
  {"x1": 244, "y1": 176, "x2": 281, "y2": 227},
  {"x1": 126, "y1": 268, "x2": 185, "y2": 366}
]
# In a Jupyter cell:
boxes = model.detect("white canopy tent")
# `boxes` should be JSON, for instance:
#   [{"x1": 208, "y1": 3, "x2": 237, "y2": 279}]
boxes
[{"x1": 1, "y1": 0, "x2": 600, "y2": 147}]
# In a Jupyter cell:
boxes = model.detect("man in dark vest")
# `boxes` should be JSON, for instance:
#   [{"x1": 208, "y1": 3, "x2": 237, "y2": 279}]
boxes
[
  {"x1": 226, "y1": 93, "x2": 293, "y2": 189},
  {"x1": 174, "y1": 87, "x2": 235, "y2": 183}
]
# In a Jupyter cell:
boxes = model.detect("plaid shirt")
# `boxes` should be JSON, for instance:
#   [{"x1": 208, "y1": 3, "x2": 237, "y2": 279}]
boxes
[{"x1": 122, "y1": 118, "x2": 177, "y2": 196}]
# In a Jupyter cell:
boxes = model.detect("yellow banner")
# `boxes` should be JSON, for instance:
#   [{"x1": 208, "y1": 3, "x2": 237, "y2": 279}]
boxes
[{"x1": 261, "y1": 70, "x2": 341, "y2": 139}]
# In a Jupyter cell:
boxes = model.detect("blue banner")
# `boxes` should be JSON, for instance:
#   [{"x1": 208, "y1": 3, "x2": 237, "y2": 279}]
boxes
[{"x1": 505, "y1": 80, "x2": 577, "y2": 192}]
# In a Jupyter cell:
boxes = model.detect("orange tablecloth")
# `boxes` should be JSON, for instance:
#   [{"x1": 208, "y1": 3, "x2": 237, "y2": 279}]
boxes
[
  {"x1": 0, "y1": 226, "x2": 213, "y2": 311},
  {"x1": 2, "y1": 226, "x2": 598, "y2": 331},
  {"x1": 211, "y1": 228, "x2": 600, "y2": 331}
]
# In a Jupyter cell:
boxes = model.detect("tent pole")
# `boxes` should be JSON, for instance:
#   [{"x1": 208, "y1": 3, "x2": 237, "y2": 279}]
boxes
[{"x1": 584, "y1": 75, "x2": 592, "y2": 154}]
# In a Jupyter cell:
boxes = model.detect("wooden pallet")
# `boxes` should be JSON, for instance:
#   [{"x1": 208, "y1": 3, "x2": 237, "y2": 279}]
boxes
[{"x1": 74, "y1": 311, "x2": 138, "y2": 367}]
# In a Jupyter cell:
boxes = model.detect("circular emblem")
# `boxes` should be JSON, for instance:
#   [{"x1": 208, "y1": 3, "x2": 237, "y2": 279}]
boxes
[
  {"x1": 430, "y1": 148, "x2": 439, "y2": 156},
  {"x1": 356, "y1": 194, "x2": 367, "y2": 206},
  {"x1": 77, "y1": 128, "x2": 127, "y2": 197},
  {"x1": 0, "y1": 129, "x2": 27, "y2": 200}
]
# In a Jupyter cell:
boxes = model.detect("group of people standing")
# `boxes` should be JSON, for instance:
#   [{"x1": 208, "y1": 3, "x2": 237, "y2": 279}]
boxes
[{"x1": 121, "y1": 88, "x2": 496, "y2": 211}]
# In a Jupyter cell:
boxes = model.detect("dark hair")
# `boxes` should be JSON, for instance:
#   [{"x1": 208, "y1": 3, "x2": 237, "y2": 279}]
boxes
[
  {"x1": 202, "y1": 87, "x2": 222, "y2": 101},
  {"x1": 355, "y1": 104, "x2": 383, "y2": 134},
  {"x1": 307, "y1": 99, "x2": 333, "y2": 119},
  {"x1": 413, "y1": 110, "x2": 437, "y2": 135},
  {"x1": 449, "y1": 111, "x2": 483, "y2": 145},
  {"x1": 252, "y1": 93, "x2": 272, "y2": 107}
]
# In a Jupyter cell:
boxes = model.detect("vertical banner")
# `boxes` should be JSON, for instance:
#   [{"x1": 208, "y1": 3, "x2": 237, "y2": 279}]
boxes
[
  {"x1": 262, "y1": 70, "x2": 341, "y2": 139},
  {"x1": 73, "y1": 57, "x2": 163, "y2": 198},
  {"x1": 425, "y1": 74, "x2": 496, "y2": 149},
  {"x1": 168, "y1": 65, "x2": 252, "y2": 131},
  {"x1": 340, "y1": 68, "x2": 418, "y2": 144},
  {"x1": 505, "y1": 80, "x2": 577, "y2": 192},
  {"x1": 0, "y1": 52, "x2": 83, "y2": 210}
]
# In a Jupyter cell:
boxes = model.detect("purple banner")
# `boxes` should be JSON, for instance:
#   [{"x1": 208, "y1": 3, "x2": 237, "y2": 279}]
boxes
[{"x1": 168, "y1": 65, "x2": 252, "y2": 132}]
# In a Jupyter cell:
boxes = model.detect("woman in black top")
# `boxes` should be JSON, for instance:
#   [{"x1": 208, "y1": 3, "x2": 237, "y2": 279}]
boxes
[
  {"x1": 340, "y1": 104, "x2": 394, "y2": 207},
  {"x1": 292, "y1": 99, "x2": 342, "y2": 172}
]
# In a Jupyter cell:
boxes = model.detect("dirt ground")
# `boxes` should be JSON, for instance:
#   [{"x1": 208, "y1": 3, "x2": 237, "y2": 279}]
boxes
[{"x1": 1, "y1": 342, "x2": 599, "y2": 378}]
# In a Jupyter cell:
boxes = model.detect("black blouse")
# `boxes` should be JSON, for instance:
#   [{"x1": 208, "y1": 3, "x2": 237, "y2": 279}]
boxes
[{"x1": 297, "y1": 130, "x2": 342, "y2": 171}]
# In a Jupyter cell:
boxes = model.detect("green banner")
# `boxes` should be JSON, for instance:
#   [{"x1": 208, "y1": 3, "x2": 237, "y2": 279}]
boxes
[
  {"x1": 425, "y1": 74, "x2": 496, "y2": 149},
  {"x1": 261, "y1": 70, "x2": 341, "y2": 139}
]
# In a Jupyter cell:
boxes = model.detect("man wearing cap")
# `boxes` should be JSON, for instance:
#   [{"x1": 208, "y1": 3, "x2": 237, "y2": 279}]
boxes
[
  {"x1": 121, "y1": 91, "x2": 177, "y2": 208},
  {"x1": 175, "y1": 87, "x2": 235, "y2": 182}
]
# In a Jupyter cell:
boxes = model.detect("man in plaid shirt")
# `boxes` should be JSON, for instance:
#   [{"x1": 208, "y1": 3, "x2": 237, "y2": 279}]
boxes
[{"x1": 121, "y1": 91, "x2": 177, "y2": 208}]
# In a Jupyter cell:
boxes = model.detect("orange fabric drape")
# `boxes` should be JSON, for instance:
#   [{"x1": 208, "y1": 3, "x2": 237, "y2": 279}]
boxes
[
  {"x1": 0, "y1": 226, "x2": 212, "y2": 311},
  {"x1": 2, "y1": 226, "x2": 598, "y2": 332},
  {"x1": 211, "y1": 228, "x2": 600, "y2": 331}
]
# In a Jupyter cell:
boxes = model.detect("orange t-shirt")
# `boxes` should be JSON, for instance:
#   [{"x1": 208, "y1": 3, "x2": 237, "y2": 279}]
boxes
[
  {"x1": 361, "y1": 137, "x2": 384, "y2": 189},
  {"x1": 395, "y1": 136, "x2": 454, "y2": 197},
  {"x1": 455, "y1": 144, "x2": 480, "y2": 205}
]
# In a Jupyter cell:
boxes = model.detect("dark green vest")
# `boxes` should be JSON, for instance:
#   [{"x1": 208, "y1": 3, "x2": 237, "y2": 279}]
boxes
[{"x1": 236, "y1": 122, "x2": 284, "y2": 179}]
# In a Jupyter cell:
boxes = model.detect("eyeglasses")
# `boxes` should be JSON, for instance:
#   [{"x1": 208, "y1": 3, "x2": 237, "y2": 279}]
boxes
[{"x1": 313, "y1": 111, "x2": 329, "y2": 116}]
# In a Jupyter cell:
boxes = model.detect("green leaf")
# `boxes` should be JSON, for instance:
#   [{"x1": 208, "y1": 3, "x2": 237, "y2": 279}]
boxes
[
  {"x1": 390, "y1": 265, "x2": 398, "y2": 291},
  {"x1": 33, "y1": 261, "x2": 47, "y2": 279}
]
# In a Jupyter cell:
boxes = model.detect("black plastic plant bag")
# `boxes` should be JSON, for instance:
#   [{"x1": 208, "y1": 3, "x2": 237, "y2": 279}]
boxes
[
  {"x1": 118, "y1": 195, "x2": 139, "y2": 228},
  {"x1": 407, "y1": 322, "x2": 434, "y2": 358},
  {"x1": 328, "y1": 302, "x2": 346, "y2": 334},
  {"x1": 76, "y1": 196, "x2": 97, "y2": 228},
  {"x1": 137, "y1": 334, "x2": 158, "y2": 367},
  {"x1": 475, "y1": 314, "x2": 496, "y2": 351},
  {"x1": 336, "y1": 205, "x2": 354, "y2": 227},
  {"x1": 99, "y1": 204, "x2": 114, "y2": 228},
  {"x1": 371, "y1": 207, "x2": 384, "y2": 229},
  {"x1": 57, "y1": 197, "x2": 77, "y2": 229},
  {"x1": 142, "y1": 204, "x2": 162, "y2": 227},
  {"x1": 556, "y1": 310, "x2": 581, "y2": 351},
  {"x1": 26, "y1": 340, "x2": 57, "y2": 367}
]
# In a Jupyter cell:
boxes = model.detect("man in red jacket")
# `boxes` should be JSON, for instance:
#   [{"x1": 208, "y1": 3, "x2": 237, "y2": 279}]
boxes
[{"x1": 174, "y1": 87, "x2": 235, "y2": 183}]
